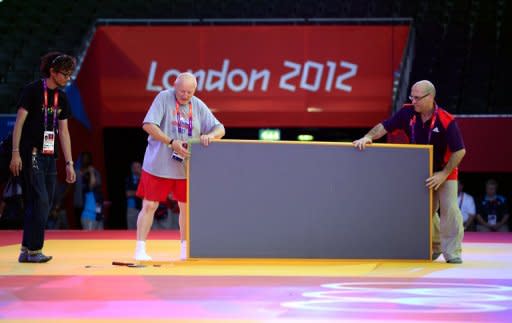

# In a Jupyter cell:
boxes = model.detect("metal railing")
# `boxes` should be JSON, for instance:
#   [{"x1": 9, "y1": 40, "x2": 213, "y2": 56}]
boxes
[{"x1": 392, "y1": 23, "x2": 415, "y2": 113}]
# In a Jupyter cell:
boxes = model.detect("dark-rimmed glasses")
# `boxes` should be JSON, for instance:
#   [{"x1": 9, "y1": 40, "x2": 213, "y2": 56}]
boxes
[{"x1": 408, "y1": 93, "x2": 430, "y2": 102}]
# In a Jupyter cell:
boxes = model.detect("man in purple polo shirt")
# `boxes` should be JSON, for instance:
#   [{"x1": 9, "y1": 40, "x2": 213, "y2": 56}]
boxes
[{"x1": 353, "y1": 80, "x2": 466, "y2": 264}]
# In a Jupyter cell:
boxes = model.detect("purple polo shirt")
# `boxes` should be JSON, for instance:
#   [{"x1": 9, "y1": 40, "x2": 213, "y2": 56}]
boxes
[{"x1": 382, "y1": 104, "x2": 465, "y2": 178}]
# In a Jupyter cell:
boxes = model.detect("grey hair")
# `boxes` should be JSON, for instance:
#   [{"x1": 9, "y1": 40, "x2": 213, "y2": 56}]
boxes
[
  {"x1": 413, "y1": 80, "x2": 436, "y2": 97},
  {"x1": 175, "y1": 72, "x2": 197, "y2": 87}
]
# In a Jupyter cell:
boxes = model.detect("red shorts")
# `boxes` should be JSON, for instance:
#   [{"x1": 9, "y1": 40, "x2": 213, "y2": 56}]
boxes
[{"x1": 136, "y1": 170, "x2": 187, "y2": 203}]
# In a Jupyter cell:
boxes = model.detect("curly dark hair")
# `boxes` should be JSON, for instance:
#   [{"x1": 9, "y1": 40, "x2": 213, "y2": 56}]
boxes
[{"x1": 40, "y1": 52, "x2": 76, "y2": 78}]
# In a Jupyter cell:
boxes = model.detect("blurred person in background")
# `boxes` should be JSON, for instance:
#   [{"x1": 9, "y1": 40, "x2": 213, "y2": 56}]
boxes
[
  {"x1": 46, "y1": 181, "x2": 69, "y2": 230},
  {"x1": 476, "y1": 179, "x2": 510, "y2": 232},
  {"x1": 457, "y1": 179, "x2": 476, "y2": 231},
  {"x1": 125, "y1": 161, "x2": 142, "y2": 229},
  {"x1": 74, "y1": 152, "x2": 103, "y2": 230}
]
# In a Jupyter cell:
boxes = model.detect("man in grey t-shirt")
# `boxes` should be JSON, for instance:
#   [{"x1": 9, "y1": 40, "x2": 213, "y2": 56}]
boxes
[{"x1": 134, "y1": 72, "x2": 225, "y2": 261}]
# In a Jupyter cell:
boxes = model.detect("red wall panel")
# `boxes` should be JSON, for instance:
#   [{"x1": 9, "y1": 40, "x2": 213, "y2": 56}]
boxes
[
  {"x1": 457, "y1": 117, "x2": 512, "y2": 172},
  {"x1": 76, "y1": 25, "x2": 410, "y2": 128}
]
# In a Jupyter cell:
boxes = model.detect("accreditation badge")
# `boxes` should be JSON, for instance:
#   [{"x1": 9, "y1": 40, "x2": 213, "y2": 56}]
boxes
[
  {"x1": 42, "y1": 130, "x2": 55, "y2": 155},
  {"x1": 171, "y1": 142, "x2": 188, "y2": 163}
]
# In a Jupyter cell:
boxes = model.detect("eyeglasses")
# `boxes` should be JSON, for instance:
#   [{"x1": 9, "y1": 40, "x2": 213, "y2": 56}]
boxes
[
  {"x1": 409, "y1": 93, "x2": 430, "y2": 102},
  {"x1": 58, "y1": 71, "x2": 73, "y2": 79}
]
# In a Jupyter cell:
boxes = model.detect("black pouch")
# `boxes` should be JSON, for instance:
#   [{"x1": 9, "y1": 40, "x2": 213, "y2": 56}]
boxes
[
  {"x1": 3, "y1": 175, "x2": 22, "y2": 199},
  {"x1": 0, "y1": 133, "x2": 13, "y2": 184}
]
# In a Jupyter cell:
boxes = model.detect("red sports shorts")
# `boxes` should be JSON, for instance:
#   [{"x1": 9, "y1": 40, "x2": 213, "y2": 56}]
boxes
[{"x1": 136, "y1": 170, "x2": 186, "y2": 203}]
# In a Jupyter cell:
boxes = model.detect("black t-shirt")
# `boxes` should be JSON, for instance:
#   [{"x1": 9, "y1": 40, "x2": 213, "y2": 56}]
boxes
[{"x1": 17, "y1": 79, "x2": 71, "y2": 157}]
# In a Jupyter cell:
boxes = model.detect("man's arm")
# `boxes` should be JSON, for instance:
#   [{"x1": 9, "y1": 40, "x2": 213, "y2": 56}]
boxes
[
  {"x1": 494, "y1": 198, "x2": 510, "y2": 230},
  {"x1": 496, "y1": 213, "x2": 510, "y2": 230},
  {"x1": 58, "y1": 119, "x2": 76, "y2": 183},
  {"x1": 86, "y1": 167, "x2": 97, "y2": 189},
  {"x1": 442, "y1": 149, "x2": 466, "y2": 176},
  {"x1": 425, "y1": 149, "x2": 466, "y2": 190},
  {"x1": 142, "y1": 122, "x2": 190, "y2": 158},
  {"x1": 200, "y1": 124, "x2": 225, "y2": 146},
  {"x1": 353, "y1": 123, "x2": 387, "y2": 150},
  {"x1": 207, "y1": 124, "x2": 225, "y2": 139},
  {"x1": 142, "y1": 123, "x2": 172, "y2": 145},
  {"x1": 10, "y1": 108, "x2": 28, "y2": 176},
  {"x1": 464, "y1": 214, "x2": 475, "y2": 231},
  {"x1": 475, "y1": 213, "x2": 490, "y2": 227}
]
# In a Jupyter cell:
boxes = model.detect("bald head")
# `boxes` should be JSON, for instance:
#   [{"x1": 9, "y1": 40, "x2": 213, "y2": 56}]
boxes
[
  {"x1": 412, "y1": 80, "x2": 436, "y2": 98},
  {"x1": 409, "y1": 80, "x2": 436, "y2": 114},
  {"x1": 174, "y1": 72, "x2": 197, "y2": 104}
]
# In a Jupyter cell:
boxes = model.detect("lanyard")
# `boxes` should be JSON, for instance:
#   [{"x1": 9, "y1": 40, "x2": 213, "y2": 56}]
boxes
[
  {"x1": 175, "y1": 98, "x2": 193, "y2": 137},
  {"x1": 409, "y1": 107, "x2": 437, "y2": 144},
  {"x1": 42, "y1": 79, "x2": 59, "y2": 131}
]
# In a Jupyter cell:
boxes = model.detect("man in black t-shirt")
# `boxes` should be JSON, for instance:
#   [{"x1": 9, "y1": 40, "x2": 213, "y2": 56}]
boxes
[{"x1": 9, "y1": 52, "x2": 77, "y2": 263}]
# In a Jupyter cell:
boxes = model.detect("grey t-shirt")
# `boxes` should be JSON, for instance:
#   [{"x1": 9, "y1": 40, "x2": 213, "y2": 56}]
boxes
[{"x1": 142, "y1": 89, "x2": 222, "y2": 179}]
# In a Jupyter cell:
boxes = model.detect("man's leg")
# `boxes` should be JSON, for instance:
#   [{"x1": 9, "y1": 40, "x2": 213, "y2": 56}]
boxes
[
  {"x1": 497, "y1": 225, "x2": 510, "y2": 232},
  {"x1": 438, "y1": 180, "x2": 464, "y2": 262},
  {"x1": 134, "y1": 199, "x2": 158, "y2": 260},
  {"x1": 20, "y1": 154, "x2": 52, "y2": 263},
  {"x1": 476, "y1": 224, "x2": 491, "y2": 232},
  {"x1": 431, "y1": 190, "x2": 441, "y2": 259},
  {"x1": 178, "y1": 201, "x2": 187, "y2": 259}
]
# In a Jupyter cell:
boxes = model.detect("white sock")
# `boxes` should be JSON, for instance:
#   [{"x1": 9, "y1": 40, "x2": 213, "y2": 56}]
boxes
[
  {"x1": 180, "y1": 240, "x2": 187, "y2": 260},
  {"x1": 136, "y1": 240, "x2": 146, "y2": 251},
  {"x1": 135, "y1": 240, "x2": 152, "y2": 261}
]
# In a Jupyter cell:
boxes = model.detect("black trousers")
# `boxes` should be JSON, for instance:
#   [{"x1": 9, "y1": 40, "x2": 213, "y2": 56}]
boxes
[{"x1": 21, "y1": 152, "x2": 57, "y2": 251}]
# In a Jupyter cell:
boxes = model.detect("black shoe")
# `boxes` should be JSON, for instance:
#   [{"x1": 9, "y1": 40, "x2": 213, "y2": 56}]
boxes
[
  {"x1": 18, "y1": 251, "x2": 29, "y2": 263},
  {"x1": 26, "y1": 253, "x2": 53, "y2": 263},
  {"x1": 432, "y1": 252, "x2": 442, "y2": 261}
]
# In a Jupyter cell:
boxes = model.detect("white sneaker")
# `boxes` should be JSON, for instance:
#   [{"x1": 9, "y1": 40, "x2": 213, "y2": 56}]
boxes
[
  {"x1": 135, "y1": 241, "x2": 152, "y2": 261},
  {"x1": 180, "y1": 241, "x2": 187, "y2": 260},
  {"x1": 134, "y1": 250, "x2": 152, "y2": 261}
]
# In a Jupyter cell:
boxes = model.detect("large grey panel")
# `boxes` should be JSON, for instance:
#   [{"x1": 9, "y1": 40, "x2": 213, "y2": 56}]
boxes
[{"x1": 189, "y1": 141, "x2": 431, "y2": 260}]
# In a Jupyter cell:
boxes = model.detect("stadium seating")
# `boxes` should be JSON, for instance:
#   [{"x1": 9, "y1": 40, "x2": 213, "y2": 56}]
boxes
[{"x1": 0, "y1": 0, "x2": 509, "y2": 114}]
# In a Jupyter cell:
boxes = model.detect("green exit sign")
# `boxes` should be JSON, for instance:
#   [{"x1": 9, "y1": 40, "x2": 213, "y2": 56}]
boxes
[{"x1": 259, "y1": 129, "x2": 281, "y2": 141}]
